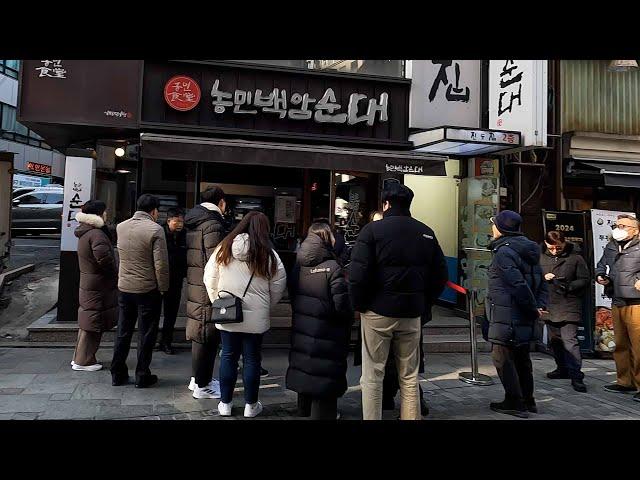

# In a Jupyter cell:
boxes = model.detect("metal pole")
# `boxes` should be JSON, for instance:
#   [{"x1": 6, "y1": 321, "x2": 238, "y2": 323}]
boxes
[{"x1": 459, "y1": 289, "x2": 493, "y2": 386}]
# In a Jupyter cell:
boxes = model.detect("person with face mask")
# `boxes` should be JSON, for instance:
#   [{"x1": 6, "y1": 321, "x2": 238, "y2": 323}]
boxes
[
  {"x1": 486, "y1": 210, "x2": 548, "y2": 418},
  {"x1": 596, "y1": 214, "x2": 640, "y2": 402},
  {"x1": 155, "y1": 207, "x2": 187, "y2": 355},
  {"x1": 539, "y1": 230, "x2": 589, "y2": 392},
  {"x1": 111, "y1": 194, "x2": 170, "y2": 388},
  {"x1": 71, "y1": 200, "x2": 118, "y2": 371}
]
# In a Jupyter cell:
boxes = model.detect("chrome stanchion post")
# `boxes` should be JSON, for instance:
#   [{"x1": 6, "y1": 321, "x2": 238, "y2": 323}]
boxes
[{"x1": 459, "y1": 283, "x2": 493, "y2": 385}]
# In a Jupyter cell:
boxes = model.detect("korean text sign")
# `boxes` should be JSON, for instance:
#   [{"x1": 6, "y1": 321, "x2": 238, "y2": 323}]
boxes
[
  {"x1": 61, "y1": 156, "x2": 95, "y2": 252},
  {"x1": 142, "y1": 61, "x2": 410, "y2": 147},
  {"x1": 488, "y1": 60, "x2": 547, "y2": 147}
]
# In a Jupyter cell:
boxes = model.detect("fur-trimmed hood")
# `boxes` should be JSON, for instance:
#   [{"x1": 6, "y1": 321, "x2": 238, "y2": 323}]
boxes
[{"x1": 75, "y1": 212, "x2": 105, "y2": 238}]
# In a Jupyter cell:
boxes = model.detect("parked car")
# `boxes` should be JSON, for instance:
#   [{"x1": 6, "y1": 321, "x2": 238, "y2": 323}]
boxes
[{"x1": 11, "y1": 188, "x2": 64, "y2": 235}]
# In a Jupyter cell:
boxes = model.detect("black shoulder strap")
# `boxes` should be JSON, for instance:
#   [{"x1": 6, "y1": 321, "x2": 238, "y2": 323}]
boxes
[{"x1": 242, "y1": 271, "x2": 255, "y2": 298}]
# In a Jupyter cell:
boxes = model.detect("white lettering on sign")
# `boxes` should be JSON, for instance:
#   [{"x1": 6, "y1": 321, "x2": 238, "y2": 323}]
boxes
[
  {"x1": 210, "y1": 79, "x2": 389, "y2": 126},
  {"x1": 36, "y1": 60, "x2": 67, "y2": 79},
  {"x1": 385, "y1": 164, "x2": 424, "y2": 174}
]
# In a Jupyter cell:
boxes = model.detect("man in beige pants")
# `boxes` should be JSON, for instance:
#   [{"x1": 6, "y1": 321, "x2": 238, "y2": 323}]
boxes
[{"x1": 348, "y1": 183, "x2": 448, "y2": 420}]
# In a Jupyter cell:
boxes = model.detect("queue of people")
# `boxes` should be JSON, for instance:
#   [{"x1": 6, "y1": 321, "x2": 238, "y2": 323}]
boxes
[{"x1": 69, "y1": 183, "x2": 640, "y2": 419}]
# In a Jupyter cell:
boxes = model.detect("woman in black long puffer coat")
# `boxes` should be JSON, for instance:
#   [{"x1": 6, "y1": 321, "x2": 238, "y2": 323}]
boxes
[{"x1": 286, "y1": 222, "x2": 353, "y2": 420}]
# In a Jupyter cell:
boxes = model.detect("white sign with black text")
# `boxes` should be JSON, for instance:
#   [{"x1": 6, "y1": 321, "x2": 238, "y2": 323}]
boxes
[
  {"x1": 489, "y1": 60, "x2": 547, "y2": 147},
  {"x1": 61, "y1": 156, "x2": 95, "y2": 252},
  {"x1": 406, "y1": 60, "x2": 481, "y2": 129}
]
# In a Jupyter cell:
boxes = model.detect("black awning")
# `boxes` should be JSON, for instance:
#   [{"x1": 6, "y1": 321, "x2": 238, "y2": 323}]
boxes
[
  {"x1": 140, "y1": 133, "x2": 447, "y2": 176},
  {"x1": 578, "y1": 161, "x2": 640, "y2": 188}
]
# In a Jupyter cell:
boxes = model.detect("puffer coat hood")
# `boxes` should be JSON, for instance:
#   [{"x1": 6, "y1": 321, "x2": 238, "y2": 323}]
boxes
[{"x1": 296, "y1": 232, "x2": 334, "y2": 267}]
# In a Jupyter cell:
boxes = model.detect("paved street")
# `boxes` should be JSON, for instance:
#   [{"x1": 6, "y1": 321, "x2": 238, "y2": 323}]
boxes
[
  {"x1": 0, "y1": 235, "x2": 60, "y2": 341},
  {"x1": 0, "y1": 347, "x2": 638, "y2": 420}
]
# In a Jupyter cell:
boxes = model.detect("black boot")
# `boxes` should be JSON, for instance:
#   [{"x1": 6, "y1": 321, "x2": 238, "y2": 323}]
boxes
[
  {"x1": 572, "y1": 378, "x2": 587, "y2": 393},
  {"x1": 490, "y1": 398, "x2": 529, "y2": 418},
  {"x1": 524, "y1": 398, "x2": 538, "y2": 413},
  {"x1": 135, "y1": 374, "x2": 158, "y2": 388},
  {"x1": 546, "y1": 369, "x2": 569, "y2": 379}
]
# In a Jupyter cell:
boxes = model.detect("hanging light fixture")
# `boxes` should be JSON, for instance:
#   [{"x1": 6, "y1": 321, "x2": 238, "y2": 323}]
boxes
[{"x1": 608, "y1": 60, "x2": 639, "y2": 72}]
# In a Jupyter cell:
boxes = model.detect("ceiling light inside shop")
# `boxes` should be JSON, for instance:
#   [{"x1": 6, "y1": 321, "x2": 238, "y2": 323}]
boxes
[
  {"x1": 115, "y1": 147, "x2": 126, "y2": 157},
  {"x1": 116, "y1": 169, "x2": 131, "y2": 174}
]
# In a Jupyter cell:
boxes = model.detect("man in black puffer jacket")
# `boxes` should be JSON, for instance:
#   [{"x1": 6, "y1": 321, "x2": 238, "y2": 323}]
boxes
[
  {"x1": 184, "y1": 186, "x2": 228, "y2": 399},
  {"x1": 486, "y1": 210, "x2": 548, "y2": 418},
  {"x1": 348, "y1": 183, "x2": 448, "y2": 420},
  {"x1": 286, "y1": 223, "x2": 353, "y2": 419}
]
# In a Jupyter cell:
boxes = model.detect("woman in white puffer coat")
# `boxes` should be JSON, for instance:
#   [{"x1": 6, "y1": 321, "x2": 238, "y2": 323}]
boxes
[{"x1": 204, "y1": 211, "x2": 286, "y2": 418}]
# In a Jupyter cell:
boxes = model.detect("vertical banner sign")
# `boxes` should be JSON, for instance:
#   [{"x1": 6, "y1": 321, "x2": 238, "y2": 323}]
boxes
[
  {"x1": 590, "y1": 209, "x2": 635, "y2": 352},
  {"x1": 61, "y1": 156, "x2": 95, "y2": 251},
  {"x1": 489, "y1": 60, "x2": 547, "y2": 147}
]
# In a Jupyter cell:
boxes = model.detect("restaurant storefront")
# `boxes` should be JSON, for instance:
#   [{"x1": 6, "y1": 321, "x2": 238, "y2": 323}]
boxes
[{"x1": 17, "y1": 60, "x2": 448, "y2": 324}]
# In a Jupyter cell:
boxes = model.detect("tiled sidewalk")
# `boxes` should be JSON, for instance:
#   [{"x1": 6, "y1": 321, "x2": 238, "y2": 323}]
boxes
[{"x1": 0, "y1": 347, "x2": 638, "y2": 420}]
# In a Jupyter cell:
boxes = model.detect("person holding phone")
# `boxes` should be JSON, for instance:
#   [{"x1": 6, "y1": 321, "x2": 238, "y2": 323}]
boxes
[{"x1": 539, "y1": 230, "x2": 590, "y2": 392}]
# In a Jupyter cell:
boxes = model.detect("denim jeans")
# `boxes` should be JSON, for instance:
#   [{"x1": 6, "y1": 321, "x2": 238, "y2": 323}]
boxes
[{"x1": 219, "y1": 331, "x2": 263, "y2": 404}]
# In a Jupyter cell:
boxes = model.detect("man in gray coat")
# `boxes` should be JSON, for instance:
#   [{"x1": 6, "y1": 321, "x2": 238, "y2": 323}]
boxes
[{"x1": 111, "y1": 194, "x2": 170, "y2": 388}]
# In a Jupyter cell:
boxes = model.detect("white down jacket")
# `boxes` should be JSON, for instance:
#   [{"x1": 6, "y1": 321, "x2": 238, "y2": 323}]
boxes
[{"x1": 204, "y1": 233, "x2": 287, "y2": 334}]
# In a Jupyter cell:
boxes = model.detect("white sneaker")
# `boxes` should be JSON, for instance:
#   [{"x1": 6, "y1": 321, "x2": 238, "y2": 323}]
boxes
[
  {"x1": 188, "y1": 377, "x2": 220, "y2": 394},
  {"x1": 70, "y1": 361, "x2": 76, "y2": 366},
  {"x1": 72, "y1": 363, "x2": 102, "y2": 372},
  {"x1": 244, "y1": 401, "x2": 263, "y2": 418},
  {"x1": 193, "y1": 385, "x2": 221, "y2": 399},
  {"x1": 218, "y1": 401, "x2": 233, "y2": 416}
]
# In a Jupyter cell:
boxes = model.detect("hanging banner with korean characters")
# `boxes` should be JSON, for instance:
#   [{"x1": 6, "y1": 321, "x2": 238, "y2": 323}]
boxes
[
  {"x1": 406, "y1": 60, "x2": 481, "y2": 129},
  {"x1": 590, "y1": 208, "x2": 635, "y2": 352},
  {"x1": 61, "y1": 156, "x2": 95, "y2": 252},
  {"x1": 489, "y1": 60, "x2": 547, "y2": 147}
]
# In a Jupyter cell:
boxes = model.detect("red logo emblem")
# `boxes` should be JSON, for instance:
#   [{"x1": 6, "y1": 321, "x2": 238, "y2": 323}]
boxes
[{"x1": 164, "y1": 75, "x2": 201, "y2": 111}]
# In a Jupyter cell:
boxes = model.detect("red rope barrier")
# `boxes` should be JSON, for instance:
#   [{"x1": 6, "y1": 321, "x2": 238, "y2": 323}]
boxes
[{"x1": 446, "y1": 280, "x2": 467, "y2": 295}]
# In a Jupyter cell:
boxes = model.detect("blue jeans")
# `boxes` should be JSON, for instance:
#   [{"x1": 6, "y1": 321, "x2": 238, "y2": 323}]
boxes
[{"x1": 219, "y1": 331, "x2": 263, "y2": 404}]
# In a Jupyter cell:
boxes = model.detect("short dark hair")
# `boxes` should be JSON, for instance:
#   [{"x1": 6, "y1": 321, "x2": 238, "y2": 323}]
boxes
[
  {"x1": 545, "y1": 230, "x2": 566, "y2": 245},
  {"x1": 137, "y1": 194, "x2": 160, "y2": 214},
  {"x1": 201, "y1": 185, "x2": 225, "y2": 205},
  {"x1": 167, "y1": 207, "x2": 184, "y2": 219},
  {"x1": 81, "y1": 200, "x2": 106, "y2": 216},
  {"x1": 381, "y1": 183, "x2": 414, "y2": 210}
]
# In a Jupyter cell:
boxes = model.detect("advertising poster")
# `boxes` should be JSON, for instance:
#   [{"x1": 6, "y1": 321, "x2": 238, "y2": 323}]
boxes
[{"x1": 590, "y1": 209, "x2": 635, "y2": 352}]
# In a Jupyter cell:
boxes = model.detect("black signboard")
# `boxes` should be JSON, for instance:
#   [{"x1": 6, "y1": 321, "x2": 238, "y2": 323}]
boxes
[
  {"x1": 542, "y1": 210, "x2": 594, "y2": 353},
  {"x1": 141, "y1": 60, "x2": 411, "y2": 148}
]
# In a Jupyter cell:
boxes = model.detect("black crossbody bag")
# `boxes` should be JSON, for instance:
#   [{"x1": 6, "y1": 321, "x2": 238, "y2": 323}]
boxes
[{"x1": 211, "y1": 272, "x2": 254, "y2": 324}]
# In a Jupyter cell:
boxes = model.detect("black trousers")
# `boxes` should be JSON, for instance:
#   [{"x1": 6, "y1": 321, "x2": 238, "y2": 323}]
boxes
[
  {"x1": 159, "y1": 279, "x2": 183, "y2": 346},
  {"x1": 547, "y1": 322, "x2": 584, "y2": 380},
  {"x1": 111, "y1": 289, "x2": 162, "y2": 381},
  {"x1": 297, "y1": 394, "x2": 338, "y2": 420},
  {"x1": 491, "y1": 343, "x2": 534, "y2": 403},
  {"x1": 192, "y1": 328, "x2": 221, "y2": 388}
]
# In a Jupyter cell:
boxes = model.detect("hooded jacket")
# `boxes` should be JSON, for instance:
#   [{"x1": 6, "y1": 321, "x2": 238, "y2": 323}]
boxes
[
  {"x1": 348, "y1": 207, "x2": 448, "y2": 318},
  {"x1": 539, "y1": 242, "x2": 589, "y2": 324},
  {"x1": 164, "y1": 223, "x2": 187, "y2": 285},
  {"x1": 116, "y1": 211, "x2": 170, "y2": 294},
  {"x1": 184, "y1": 204, "x2": 227, "y2": 343},
  {"x1": 203, "y1": 233, "x2": 287, "y2": 335},
  {"x1": 75, "y1": 212, "x2": 118, "y2": 332},
  {"x1": 595, "y1": 237, "x2": 640, "y2": 307},
  {"x1": 285, "y1": 233, "x2": 353, "y2": 398},
  {"x1": 487, "y1": 234, "x2": 548, "y2": 346}
]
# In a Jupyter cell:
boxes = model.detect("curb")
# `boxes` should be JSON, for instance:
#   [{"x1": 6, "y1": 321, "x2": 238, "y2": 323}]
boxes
[{"x1": 0, "y1": 263, "x2": 36, "y2": 292}]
